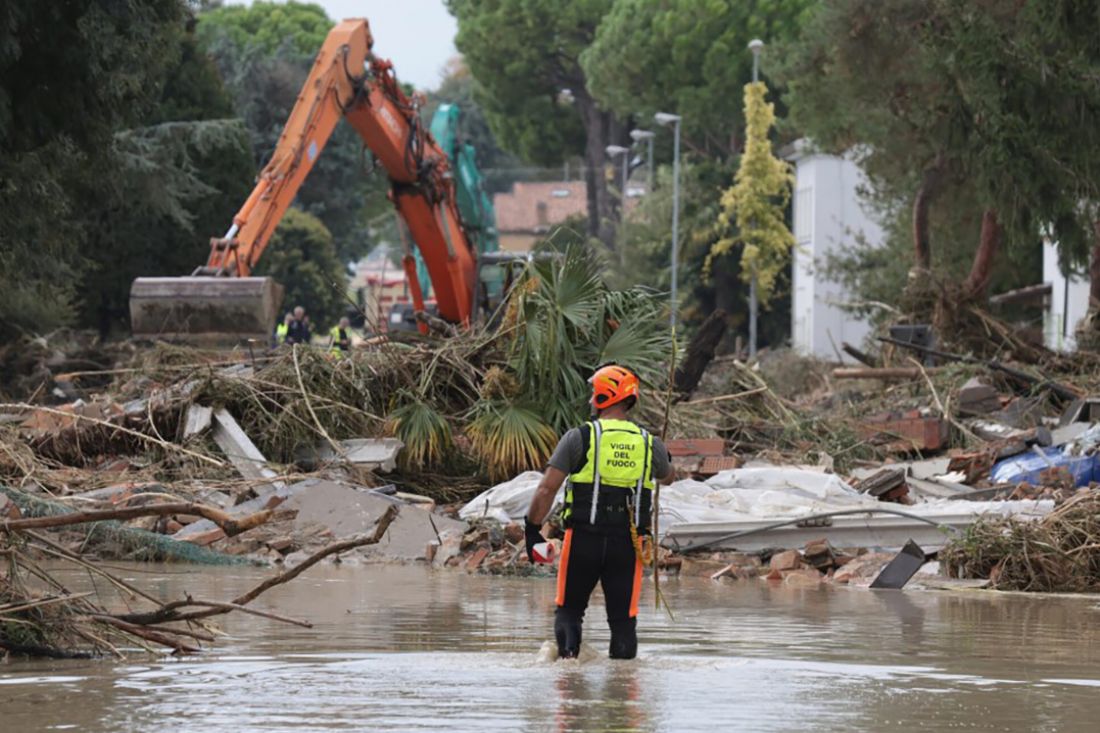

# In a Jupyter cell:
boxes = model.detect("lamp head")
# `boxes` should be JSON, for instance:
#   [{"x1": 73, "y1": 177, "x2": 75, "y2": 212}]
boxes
[
  {"x1": 605, "y1": 144, "x2": 630, "y2": 157},
  {"x1": 654, "y1": 112, "x2": 681, "y2": 126},
  {"x1": 629, "y1": 129, "x2": 655, "y2": 141}
]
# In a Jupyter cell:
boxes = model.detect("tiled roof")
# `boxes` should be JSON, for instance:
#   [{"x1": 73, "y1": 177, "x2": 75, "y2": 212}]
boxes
[{"x1": 493, "y1": 181, "x2": 588, "y2": 233}]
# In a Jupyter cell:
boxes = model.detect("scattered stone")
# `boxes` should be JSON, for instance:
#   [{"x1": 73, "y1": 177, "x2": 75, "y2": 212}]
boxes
[
  {"x1": 769, "y1": 549, "x2": 802, "y2": 572},
  {"x1": 783, "y1": 568, "x2": 824, "y2": 587},
  {"x1": 802, "y1": 539, "x2": 838, "y2": 572},
  {"x1": 503, "y1": 522, "x2": 524, "y2": 544},
  {"x1": 465, "y1": 547, "x2": 490, "y2": 571},
  {"x1": 833, "y1": 552, "x2": 896, "y2": 585}
]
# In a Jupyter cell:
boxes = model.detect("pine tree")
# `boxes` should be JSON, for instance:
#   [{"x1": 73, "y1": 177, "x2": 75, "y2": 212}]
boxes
[{"x1": 707, "y1": 82, "x2": 794, "y2": 305}]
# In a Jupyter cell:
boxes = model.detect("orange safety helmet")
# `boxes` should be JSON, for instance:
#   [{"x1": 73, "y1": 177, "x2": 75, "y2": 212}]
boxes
[{"x1": 589, "y1": 364, "x2": 639, "y2": 410}]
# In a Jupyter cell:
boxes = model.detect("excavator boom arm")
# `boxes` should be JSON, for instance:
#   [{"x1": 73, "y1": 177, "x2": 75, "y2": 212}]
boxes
[{"x1": 140, "y1": 18, "x2": 477, "y2": 337}]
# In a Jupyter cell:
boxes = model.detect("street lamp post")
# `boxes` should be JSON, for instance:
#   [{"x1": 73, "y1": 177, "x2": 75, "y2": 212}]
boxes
[
  {"x1": 605, "y1": 144, "x2": 631, "y2": 229},
  {"x1": 748, "y1": 38, "x2": 764, "y2": 359},
  {"x1": 630, "y1": 128, "x2": 656, "y2": 190},
  {"x1": 655, "y1": 112, "x2": 682, "y2": 331}
]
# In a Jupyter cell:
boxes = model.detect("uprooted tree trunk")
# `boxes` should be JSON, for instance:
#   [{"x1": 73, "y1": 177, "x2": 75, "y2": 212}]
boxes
[
  {"x1": 674, "y1": 309, "x2": 728, "y2": 396},
  {"x1": 963, "y1": 209, "x2": 1003, "y2": 300},
  {"x1": 1074, "y1": 225, "x2": 1100, "y2": 350},
  {"x1": 912, "y1": 155, "x2": 945, "y2": 271},
  {"x1": 1090, "y1": 226, "x2": 1100, "y2": 309},
  {"x1": 574, "y1": 88, "x2": 625, "y2": 250}
]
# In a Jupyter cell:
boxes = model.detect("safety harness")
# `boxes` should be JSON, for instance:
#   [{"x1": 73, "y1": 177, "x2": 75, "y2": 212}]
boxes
[{"x1": 564, "y1": 418, "x2": 655, "y2": 565}]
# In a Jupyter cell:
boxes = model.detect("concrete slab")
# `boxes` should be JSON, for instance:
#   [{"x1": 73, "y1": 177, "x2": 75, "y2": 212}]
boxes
[
  {"x1": 283, "y1": 480, "x2": 465, "y2": 561},
  {"x1": 183, "y1": 404, "x2": 213, "y2": 438},
  {"x1": 211, "y1": 408, "x2": 282, "y2": 488},
  {"x1": 316, "y1": 438, "x2": 404, "y2": 472}
]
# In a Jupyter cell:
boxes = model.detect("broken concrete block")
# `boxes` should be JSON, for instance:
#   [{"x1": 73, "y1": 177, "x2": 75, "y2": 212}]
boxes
[
  {"x1": 282, "y1": 480, "x2": 465, "y2": 561},
  {"x1": 311, "y1": 438, "x2": 404, "y2": 472},
  {"x1": 769, "y1": 549, "x2": 802, "y2": 572},
  {"x1": 211, "y1": 408, "x2": 282, "y2": 487},
  {"x1": 431, "y1": 529, "x2": 463, "y2": 568},
  {"x1": 833, "y1": 552, "x2": 895, "y2": 585},
  {"x1": 182, "y1": 404, "x2": 213, "y2": 438},
  {"x1": 957, "y1": 378, "x2": 1001, "y2": 417}
]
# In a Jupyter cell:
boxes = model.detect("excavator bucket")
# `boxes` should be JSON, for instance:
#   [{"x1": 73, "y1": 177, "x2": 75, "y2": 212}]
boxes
[{"x1": 129, "y1": 277, "x2": 284, "y2": 345}]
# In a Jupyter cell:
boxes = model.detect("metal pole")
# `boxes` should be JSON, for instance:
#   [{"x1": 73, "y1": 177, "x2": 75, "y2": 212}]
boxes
[
  {"x1": 621, "y1": 152, "x2": 629, "y2": 227},
  {"x1": 670, "y1": 120, "x2": 681, "y2": 331},
  {"x1": 647, "y1": 137, "x2": 654, "y2": 190},
  {"x1": 748, "y1": 39, "x2": 764, "y2": 359}
]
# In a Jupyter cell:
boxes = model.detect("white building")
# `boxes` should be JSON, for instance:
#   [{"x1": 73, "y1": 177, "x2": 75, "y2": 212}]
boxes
[
  {"x1": 785, "y1": 141, "x2": 884, "y2": 361},
  {"x1": 1042, "y1": 238, "x2": 1090, "y2": 351}
]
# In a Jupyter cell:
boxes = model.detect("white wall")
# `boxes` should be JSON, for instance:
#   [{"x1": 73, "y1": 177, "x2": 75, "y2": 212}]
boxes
[
  {"x1": 1042, "y1": 238, "x2": 1090, "y2": 351},
  {"x1": 789, "y1": 147, "x2": 883, "y2": 361}
]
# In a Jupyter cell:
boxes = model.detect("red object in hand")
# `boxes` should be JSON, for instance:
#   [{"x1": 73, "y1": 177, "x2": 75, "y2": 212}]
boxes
[{"x1": 532, "y1": 541, "x2": 556, "y2": 564}]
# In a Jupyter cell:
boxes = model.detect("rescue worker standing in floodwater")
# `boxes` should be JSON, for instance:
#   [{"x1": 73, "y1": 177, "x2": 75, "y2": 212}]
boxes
[{"x1": 525, "y1": 364, "x2": 674, "y2": 660}]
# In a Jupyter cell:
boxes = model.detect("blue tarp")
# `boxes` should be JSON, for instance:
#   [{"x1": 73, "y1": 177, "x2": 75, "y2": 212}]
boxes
[{"x1": 990, "y1": 446, "x2": 1100, "y2": 487}]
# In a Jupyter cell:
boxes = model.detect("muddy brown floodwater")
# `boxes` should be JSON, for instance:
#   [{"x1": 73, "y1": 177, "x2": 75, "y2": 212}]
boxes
[{"x1": 3, "y1": 564, "x2": 1100, "y2": 732}]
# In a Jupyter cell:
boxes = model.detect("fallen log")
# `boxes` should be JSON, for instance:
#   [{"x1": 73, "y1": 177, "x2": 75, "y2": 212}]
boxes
[
  {"x1": 877, "y1": 336, "x2": 1080, "y2": 401},
  {"x1": 2, "y1": 502, "x2": 272, "y2": 538}
]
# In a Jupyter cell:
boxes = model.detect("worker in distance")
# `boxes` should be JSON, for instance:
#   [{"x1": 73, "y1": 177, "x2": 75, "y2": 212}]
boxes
[{"x1": 525, "y1": 364, "x2": 674, "y2": 660}]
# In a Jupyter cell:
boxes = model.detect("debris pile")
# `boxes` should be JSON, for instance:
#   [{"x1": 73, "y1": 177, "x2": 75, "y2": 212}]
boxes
[{"x1": 941, "y1": 489, "x2": 1100, "y2": 592}]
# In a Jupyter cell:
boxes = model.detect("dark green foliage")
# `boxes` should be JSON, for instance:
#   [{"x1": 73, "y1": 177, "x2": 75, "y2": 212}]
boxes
[
  {"x1": 0, "y1": 0, "x2": 200, "y2": 341},
  {"x1": 194, "y1": 1, "x2": 331, "y2": 56},
  {"x1": 254, "y1": 208, "x2": 347, "y2": 330},
  {"x1": 0, "y1": 0, "x2": 183, "y2": 154},
  {"x1": 448, "y1": 0, "x2": 598, "y2": 166},
  {"x1": 778, "y1": 0, "x2": 1100, "y2": 302},
  {"x1": 76, "y1": 120, "x2": 254, "y2": 336},
  {"x1": 583, "y1": 0, "x2": 811, "y2": 156},
  {"x1": 0, "y1": 145, "x2": 87, "y2": 338},
  {"x1": 507, "y1": 245, "x2": 671, "y2": 432}
]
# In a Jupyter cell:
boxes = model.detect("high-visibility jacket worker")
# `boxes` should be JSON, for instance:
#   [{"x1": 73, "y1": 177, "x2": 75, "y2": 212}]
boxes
[
  {"x1": 525, "y1": 364, "x2": 674, "y2": 660},
  {"x1": 329, "y1": 317, "x2": 352, "y2": 355},
  {"x1": 273, "y1": 313, "x2": 292, "y2": 347}
]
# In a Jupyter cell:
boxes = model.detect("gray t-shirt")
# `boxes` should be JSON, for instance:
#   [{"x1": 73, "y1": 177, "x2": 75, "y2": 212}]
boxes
[{"x1": 547, "y1": 423, "x2": 672, "y2": 481}]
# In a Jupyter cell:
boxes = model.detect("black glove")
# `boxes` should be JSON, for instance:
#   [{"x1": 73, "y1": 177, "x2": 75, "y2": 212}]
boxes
[{"x1": 524, "y1": 516, "x2": 546, "y2": 563}]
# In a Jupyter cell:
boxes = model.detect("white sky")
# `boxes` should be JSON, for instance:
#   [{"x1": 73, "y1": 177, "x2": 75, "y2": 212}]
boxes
[{"x1": 224, "y1": 1, "x2": 459, "y2": 90}]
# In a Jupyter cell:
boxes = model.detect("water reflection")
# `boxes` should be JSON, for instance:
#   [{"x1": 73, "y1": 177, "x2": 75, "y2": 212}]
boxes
[
  {"x1": 1, "y1": 565, "x2": 1099, "y2": 732},
  {"x1": 550, "y1": 664, "x2": 649, "y2": 733}
]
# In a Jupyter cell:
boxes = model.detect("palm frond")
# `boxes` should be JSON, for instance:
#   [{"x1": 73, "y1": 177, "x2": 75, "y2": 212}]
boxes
[
  {"x1": 468, "y1": 402, "x2": 559, "y2": 482},
  {"x1": 386, "y1": 397, "x2": 452, "y2": 469}
]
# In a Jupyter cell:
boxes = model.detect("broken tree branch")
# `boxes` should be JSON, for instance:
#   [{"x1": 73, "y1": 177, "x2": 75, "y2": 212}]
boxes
[{"x1": 2, "y1": 502, "x2": 272, "y2": 538}]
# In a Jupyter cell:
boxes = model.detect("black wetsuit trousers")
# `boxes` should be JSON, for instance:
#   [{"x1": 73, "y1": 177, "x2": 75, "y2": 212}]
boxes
[{"x1": 554, "y1": 526, "x2": 641, "y2": 660}]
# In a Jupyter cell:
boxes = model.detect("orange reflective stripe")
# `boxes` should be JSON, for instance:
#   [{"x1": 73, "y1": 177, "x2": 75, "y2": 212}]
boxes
[
  {"x1": 555, "y1": 529, "x2": 574, "y2": 607},
  {"x1": 629, "y1": 551, "x2": 643, "y2": 618}
]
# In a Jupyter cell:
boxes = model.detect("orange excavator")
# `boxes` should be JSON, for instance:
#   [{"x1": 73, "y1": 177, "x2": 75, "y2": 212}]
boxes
[{"x1": 129, "y1": 19, "x2": 479, "y2": 342}]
